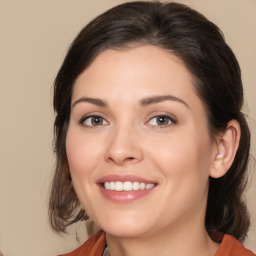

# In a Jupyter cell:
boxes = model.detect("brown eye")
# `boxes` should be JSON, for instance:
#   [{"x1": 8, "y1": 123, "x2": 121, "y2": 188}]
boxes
[
  {"x1": 156, "y1": 116, "x2": 170, "y2": 125},
  {"x1": 148, "y1": 115, "x2": 176, "y2": 127},
  {"x1": 82, "y1": 115, "x2": 108, "y2": 127}
]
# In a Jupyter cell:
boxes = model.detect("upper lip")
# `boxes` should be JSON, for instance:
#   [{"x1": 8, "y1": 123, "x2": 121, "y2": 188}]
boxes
[{"x1": 96, "y1": 174, "x2": 157, "y2": 184}]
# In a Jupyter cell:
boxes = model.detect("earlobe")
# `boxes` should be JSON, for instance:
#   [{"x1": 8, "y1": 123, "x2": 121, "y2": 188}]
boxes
[{"x1": 210, "y1": 120, "x2": 241, "y2": 179}]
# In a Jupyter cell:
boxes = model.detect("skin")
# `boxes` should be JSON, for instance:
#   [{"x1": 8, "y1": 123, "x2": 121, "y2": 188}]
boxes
[{"x1": 66, "y1": 45, "x2": 223, "y2": 256}]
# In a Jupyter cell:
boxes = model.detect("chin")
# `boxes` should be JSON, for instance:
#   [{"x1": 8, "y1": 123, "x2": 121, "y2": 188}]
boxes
[
  {"x1": 104, "y1": 224, "x2": 148, "y2": 238},
  {"x1": 96, "y1": 214, "x2": 153, "y2": 238}
]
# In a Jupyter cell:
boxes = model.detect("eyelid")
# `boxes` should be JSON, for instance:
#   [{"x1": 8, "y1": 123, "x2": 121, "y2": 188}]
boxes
[
  {"x1": 78, "y1": 112, "x2": 109, "y2": 127},
  {"x1": 145, "y1": 112, "x2": 178, "y2": 127}
]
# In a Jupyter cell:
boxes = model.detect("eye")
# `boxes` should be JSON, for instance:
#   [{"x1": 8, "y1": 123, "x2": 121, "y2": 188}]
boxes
[
  {"x1": 80, "y1": 115, "x2": 108, "y2": 127},
  {"x1": 148, "y1": 115, "x2": 176, "y2": 127}
]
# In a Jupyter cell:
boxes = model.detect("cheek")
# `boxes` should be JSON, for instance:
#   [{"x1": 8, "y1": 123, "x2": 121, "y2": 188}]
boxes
[
  {"x1": 65, "y1": 128, "x2": 100, "y2": 183},
  {"x1": 66, "y1": 126, "x2": 101, "y2": 167},
  {"x1": 65, "y1": 128, "x2": 100, "y2": 213},
  {"x1": 147, "y1": 127, "x2": 212, "y2": 185}
]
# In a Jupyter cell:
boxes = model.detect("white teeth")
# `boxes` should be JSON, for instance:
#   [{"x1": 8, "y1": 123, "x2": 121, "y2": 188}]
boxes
[
  {"x1": 103, "y1": 181, "x2": 155, "y2": 191},
  {"x1": 109, "y1": 181, "x2": 115, "y2": 190},
  {"x1": 115, "y1": 181, "x2": 123, "y2": 191},
  {"x1": 123, "y1": 181, "x2": 132, "y2": 191},
  {"x1": 139, "y1": 182, "x2": 146, "y2": 190},
  {"x1": 132, "y1": 182, "x2": 140, "y2": 190},
  {"x1": 105, "y1": 182, "x2": 110, "y2": 190},
  {"x1": 146, "y1": 183, "x2": 154, "y2": 189}
]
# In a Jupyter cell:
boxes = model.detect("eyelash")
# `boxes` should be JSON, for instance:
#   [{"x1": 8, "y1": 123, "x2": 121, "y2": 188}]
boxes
[
  {"x1": 79, "y1": 115, "x2": 108, "y2": 128},
  {"x1": 146, "y1": 114, "x2": 177, "y2": 128},
  {"x1": 78, "y1": 113, "x2": 177, "y2": 128}
]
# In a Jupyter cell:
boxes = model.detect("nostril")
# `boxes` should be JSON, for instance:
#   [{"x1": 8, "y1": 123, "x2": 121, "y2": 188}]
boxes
[
  {"x1": 126, "y1": 157, "x2": 135, "y2": 161},
  {"x1": 106, "y1": 155, "x2": 136, "y2": 165}
]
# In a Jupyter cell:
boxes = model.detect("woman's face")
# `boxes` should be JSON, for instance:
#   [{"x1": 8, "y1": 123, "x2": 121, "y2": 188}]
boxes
[{"x1": 66, "y1": 45, "x2": 217, "y2": 238}]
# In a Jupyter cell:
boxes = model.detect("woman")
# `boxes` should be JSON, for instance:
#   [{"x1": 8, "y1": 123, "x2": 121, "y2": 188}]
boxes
[{"x1": 49, "y1": 1, "x2": 255, "y2": 256}]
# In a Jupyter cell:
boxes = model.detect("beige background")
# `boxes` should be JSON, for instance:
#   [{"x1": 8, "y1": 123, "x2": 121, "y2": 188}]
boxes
[{"x1": 0, "y1": 0, "x2": 255, "y2": 255}]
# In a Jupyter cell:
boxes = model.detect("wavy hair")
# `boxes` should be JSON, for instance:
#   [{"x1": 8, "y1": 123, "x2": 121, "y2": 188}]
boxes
[{"x1": 49, "y1": 1, "x2": 251, "y2": 241}]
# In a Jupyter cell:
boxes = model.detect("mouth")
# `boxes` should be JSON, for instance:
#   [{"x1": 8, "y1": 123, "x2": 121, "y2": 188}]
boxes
[
  {"x1": 96, "y1": 175, "x2": 158, "y2": 203},
  {"x1": 101, "y1": 181, "x2": 156, "y2": 191}
]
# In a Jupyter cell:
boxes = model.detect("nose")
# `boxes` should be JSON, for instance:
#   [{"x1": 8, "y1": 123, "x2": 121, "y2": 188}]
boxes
[{"x1": 104, "y1": 125, "x2": 143, "y2": 166}]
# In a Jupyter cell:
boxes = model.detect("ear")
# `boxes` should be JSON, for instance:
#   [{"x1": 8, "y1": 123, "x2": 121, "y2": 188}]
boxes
[{"x1": 210, "y1": 120, "x2": 241, "y2": 178}]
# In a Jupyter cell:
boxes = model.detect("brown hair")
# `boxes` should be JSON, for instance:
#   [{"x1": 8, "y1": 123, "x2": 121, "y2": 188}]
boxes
[{"x1": 49, "y1": 1, "x2": 251, "y2": 241}]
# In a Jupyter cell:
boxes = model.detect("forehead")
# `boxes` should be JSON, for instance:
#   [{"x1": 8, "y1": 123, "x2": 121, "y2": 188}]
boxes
[{"x1": 72, "y1": 45, "x2": 197, "y2": 100}]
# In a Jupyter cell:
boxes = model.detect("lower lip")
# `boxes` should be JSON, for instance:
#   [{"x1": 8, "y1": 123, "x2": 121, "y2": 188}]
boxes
[{"x1": 98, "y1": 186, "x2": 155, "y2": 203}]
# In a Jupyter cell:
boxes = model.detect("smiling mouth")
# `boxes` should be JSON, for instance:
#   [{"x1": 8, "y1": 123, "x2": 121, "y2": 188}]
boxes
[
  {"x1": 102, "y1": 181, "x2": 156, "y2": 191},
  {"x1": 97, "y1": 176, "x2": 158, "y2": 203}
]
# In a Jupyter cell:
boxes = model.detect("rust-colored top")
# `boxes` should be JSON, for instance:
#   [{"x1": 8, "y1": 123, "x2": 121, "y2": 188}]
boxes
[
  {"x1": 59, "y1": 231, "x2": 106, "y2": 256},
  {"x1": 215, "y1": 234, "x2": 255, "y2": 256},
  {"x1": 59, "y1": 231, "x2": 255, "y2": 256}
]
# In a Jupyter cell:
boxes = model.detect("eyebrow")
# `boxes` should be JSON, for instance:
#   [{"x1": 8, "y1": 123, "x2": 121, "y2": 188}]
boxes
[
  {"x1": 72, "y1": 97, "x2": 108, "y2": 108},
  {"x1": 72, "y1": 95, "x2": 189, "y2": 108},
  {"x1": 140, "y1": 95, "x2": 189, "y2": 108}
]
